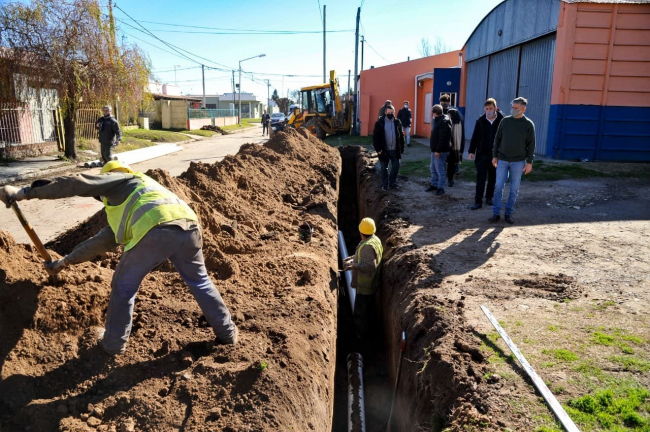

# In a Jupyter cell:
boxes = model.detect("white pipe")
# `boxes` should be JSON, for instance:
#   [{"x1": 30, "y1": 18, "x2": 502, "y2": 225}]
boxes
[
  {"x1": 338, "y1": 230, "x2": 356, "y2": 312},
  {"x1": 347, "y1": 352, "x2": 366, "y2": 432}
]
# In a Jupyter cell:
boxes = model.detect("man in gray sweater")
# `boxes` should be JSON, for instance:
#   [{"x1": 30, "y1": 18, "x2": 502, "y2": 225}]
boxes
[{"x1": 489, "y1": 97, "x2": 535, "y2": 224}]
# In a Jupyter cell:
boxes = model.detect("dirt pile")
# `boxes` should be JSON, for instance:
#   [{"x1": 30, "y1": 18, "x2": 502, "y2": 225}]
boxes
[
  {"x1": 0, "y1": 128, "x2": 341, "y2": 432},
  {"x1": 200, "y1": 124, "x2": 228, "y2": 135}
]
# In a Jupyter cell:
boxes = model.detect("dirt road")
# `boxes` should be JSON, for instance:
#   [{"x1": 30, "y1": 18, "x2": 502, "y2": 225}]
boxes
[{"x1": 0, "y1": 126, "x2": 266, "y2": 244}]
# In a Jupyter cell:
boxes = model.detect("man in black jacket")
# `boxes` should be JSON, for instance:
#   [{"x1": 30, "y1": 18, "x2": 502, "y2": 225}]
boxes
[
  {"x1": 95, "y1": 105, "x2": 122, "y2": 165},
  {"x1": 261, "y1": 110, "x2": 270, "y2": 136},
  {"x1": 372, "y1": 105, "x2": 405, "y2": 192},
  {"x1": 440, "y1": 94, "x2": 464, "y2": 187},
  {"x1": 397, "y1": 101, "x2": 412, "y2": 147},
  {"x1": 426, "y1": 104, "x2": 452, "y2": 196},
  {"x1": 468, "y1": 98, "x2": 504, "y2": 209}
]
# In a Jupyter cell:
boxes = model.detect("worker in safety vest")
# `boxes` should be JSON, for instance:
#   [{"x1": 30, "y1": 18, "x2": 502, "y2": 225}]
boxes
[
  {"x1": 0, "y1": 161, "x2": 238, "y2": 355},
  {"x1": 343, "y1": 217, "x2": 383, "y2": 339}
]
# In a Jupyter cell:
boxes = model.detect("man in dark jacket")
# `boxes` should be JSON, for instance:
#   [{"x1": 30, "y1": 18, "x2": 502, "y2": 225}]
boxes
[
  {"x1": 468, "y1": 98, "x2": 504, "y2": 209},
  {"x1": 261, "y1": 110, "x2": 270, "y2": 136},
  {"x1": 372, "y1": 105, "x2": 405, "y2": 192},
  {"x1": 95, "y1": 105, "x2": 122, "y2": 165},
  {"x1": 397, "y1": 101, "x2": 412, "y2": 147},
  {"x1": 426, "y1": 104, "x2": 452, "y2": 196},
  {"x1": 377, "y1": 99, "x2": 392, "y2": 119},
  {"x1": 440, "y1": 94, "x2": 464, "y2": 187}
]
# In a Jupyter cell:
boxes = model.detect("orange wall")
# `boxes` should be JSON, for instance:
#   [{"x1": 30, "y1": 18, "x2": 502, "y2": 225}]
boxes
[
  {"x1": 416, "y1": 78, "x2": 433, "y2": 138},
  {"x1": 551, "y1": 2, "x2": 650, "y2": 107},
  {"x1": 358, "y1": 51, "x2": 460, "y2": 136},
  {"x1": 459, "y1": 47, "x2": 468, "y2": 108}
]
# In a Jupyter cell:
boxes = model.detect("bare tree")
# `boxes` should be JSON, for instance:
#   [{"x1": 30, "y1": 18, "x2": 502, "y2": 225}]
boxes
[
  {"x1": 418, "y1": 37, "x2": 432, "y2": 58},
  {"x1": 0, "y1": 0, "x2": 151, "y2": 159},
  {"x1": 433, "y1": 36, "x2": 451, "y2": 55}
]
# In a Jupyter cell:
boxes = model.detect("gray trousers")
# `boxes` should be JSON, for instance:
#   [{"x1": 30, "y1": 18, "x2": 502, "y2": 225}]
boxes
[
  {"x1": 100, "y1": 142, "x2": 114, "y2": 163},
  {"x1": 102, "y1": 225, "x2": 236, "y2": 355}
]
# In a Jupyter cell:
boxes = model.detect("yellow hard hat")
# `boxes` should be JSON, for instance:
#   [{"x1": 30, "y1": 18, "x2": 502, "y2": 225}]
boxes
[
  {"x1": 100, "y1": 161, "x2": 134, "y2": 174},
  {"x1": 358, "y1": 217, "x2": 376, "y2": 235}
]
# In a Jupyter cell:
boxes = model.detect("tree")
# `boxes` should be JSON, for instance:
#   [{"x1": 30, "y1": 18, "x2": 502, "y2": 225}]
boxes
[
  {"x1": 0, "y1": 0, "x2": 151, "y2": 159},
  {"x1": 418, "y1": 37, "x2": 431, "y2": 57},
  {"x1": 433, "y1": 36, "x2": 451, "y2": 55},
  {"x1": 271, "y1": 89, "x2": 294, "y2": 114}
]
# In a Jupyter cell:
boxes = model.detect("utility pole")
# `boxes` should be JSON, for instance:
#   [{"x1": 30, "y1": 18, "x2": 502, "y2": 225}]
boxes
[
  {"x1": 232, "y1": 70, "x2": 235, "y2": 115},
  {"x1": 347, "y1": 70, "x2": 351, "y2": 102},
  {"x1": 201, "y1": 64, "x2": 206, "y2": 108},
  {"x1": 174, "y1": 64, "x2": 181, "y2": 85},
  {"x1": 238, "y1": 65, "x2": 242, "y2": 125},
  {"x1": 267, "y1": 80, "x2": 271, "y2": 113},
  {"x1": 353, "y1": 7, "x2": 360, "y2": 134},
  {"x1": 323, "y1": 5, "x2": 326, "y2": 83},
  {"x1": 361, "y1": 35, "x2": 365, "y2": 72}
]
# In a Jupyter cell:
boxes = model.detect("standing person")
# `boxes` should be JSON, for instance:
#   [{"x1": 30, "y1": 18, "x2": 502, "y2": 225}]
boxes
[
  {"x1": 489, "y1": 97, "x2": 535, "y2": 224},
  {"x1": 261, "y1": 110, "x2": 270, "y2": 136},
  {"x1": 468, "y1": 98, "x2": 504, "y2": 210},
  {"x1": 0, "y1": 161, "x2": 238, "y2": 355},
  {"x1": 343, "y1": 217, "x2": 383, "y2": 341},
  {"x1": 378, "y1": 99, "x2": 392, "y2": 118},
  {"x1": 397, "y1": 101, "x2": 412, "y2": 147},
  {"x1": 372, "y1": 105, "x2": 405, "y2": 192},
  {"x1": 96, "y1": 105, "x2": 122, "y2": 165},
  {"x1": 439, "y1": 94, "x2": 465, "y2": 188},
  {"x1": 425, "y1": 104, "x2": 452, "y2": 196}
]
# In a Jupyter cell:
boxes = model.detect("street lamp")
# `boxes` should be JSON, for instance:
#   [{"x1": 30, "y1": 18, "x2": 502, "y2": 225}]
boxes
[
  {"x1": 238, "y1": 54, "x2": 266, "y2": 125},
  {"x1": 173, "y1": 64, "x2": 181, "y2": 85}
]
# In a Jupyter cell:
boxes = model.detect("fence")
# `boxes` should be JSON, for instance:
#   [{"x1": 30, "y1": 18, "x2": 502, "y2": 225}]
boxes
[
  {"x1": 0, "y1": 102, "x2": 61, "y2": 154},
  {"x1": 188, "y1": 108, "x2": 238, "y2": 119},
  {"x1": 75, "y1": 105, "x2": 103, "y2": 141}
]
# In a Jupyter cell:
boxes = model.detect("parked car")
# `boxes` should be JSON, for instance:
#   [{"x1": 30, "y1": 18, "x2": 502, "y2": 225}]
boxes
[{"x1": 270, "y1": 112, "x2": 286, "y2": 124}]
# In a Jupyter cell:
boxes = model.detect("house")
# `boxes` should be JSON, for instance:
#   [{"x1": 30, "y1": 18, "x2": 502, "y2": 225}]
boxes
[
  {"x1": 357, "y1": 51, "x2": 461, "y2": 138},
  {"x1": 187, "y1": 92, "x2": 265, "y2": 118}
]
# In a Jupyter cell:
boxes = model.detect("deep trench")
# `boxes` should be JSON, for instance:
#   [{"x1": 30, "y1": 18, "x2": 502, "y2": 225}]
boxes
[{"x1": 332, "y1": 146, "x2": 392, "y2": 432}]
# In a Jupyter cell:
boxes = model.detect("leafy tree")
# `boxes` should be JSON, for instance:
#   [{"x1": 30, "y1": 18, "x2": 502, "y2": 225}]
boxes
[
  {"x1": 271, "y1": 89, "x2": 294, "y2": 114},
  {"x1": 0, "y1": 0, "x2": 151, "y2": 159}
]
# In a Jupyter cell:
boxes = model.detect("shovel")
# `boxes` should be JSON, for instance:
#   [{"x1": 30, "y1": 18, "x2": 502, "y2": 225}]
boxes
[{"x1": 10, "y1": 201, "x2": 58, "y2": 281}]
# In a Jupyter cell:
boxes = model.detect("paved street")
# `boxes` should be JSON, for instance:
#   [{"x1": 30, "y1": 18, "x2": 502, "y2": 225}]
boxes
[{"x1": 0, "y1": 126, "x2": 266, "y2": 244}]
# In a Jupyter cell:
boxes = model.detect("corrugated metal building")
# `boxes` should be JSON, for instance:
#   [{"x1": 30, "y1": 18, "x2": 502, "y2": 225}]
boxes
[{"x1": 459, "y1": 0, "x2": 650, "y2": 161}]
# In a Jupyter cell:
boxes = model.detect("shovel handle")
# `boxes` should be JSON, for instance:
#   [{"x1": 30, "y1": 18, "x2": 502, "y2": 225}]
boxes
[{"x1": 11, "y1": 202, "x2": 53, "y2": 263}]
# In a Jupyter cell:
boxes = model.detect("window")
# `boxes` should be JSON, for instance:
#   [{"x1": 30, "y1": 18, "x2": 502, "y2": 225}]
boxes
[
  {"x1": 206, "y1": 104, "x2": 216, "y2": 109},
  {"x1": 439, "y1": 92, "x2": 458, "y2": 107},
  {"x1": 424, "y1": 92, "x2": 432, "y2": 124}
]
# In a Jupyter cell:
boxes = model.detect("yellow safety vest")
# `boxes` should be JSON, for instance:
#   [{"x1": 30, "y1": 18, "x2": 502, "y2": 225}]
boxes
[
  {"x1": 103, "y1": 172, "x2": 198, "y2": 251},
  {"x1": 356, "y1": 235, "x2": 383, "y2": 295}
]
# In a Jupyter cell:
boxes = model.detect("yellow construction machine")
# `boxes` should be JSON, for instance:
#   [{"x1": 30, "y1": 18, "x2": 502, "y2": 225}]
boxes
[{"x1": 273, "y1": 70, "x2": 353, "y2": 139}]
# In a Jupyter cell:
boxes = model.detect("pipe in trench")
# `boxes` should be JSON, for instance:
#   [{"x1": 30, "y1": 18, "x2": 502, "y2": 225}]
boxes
[
  {"x1": 338, "y1": 230, "x2": 356, "y2": 312},
  {"x1": 347, "y1": 352, "x2": 366, "y2": 432}
]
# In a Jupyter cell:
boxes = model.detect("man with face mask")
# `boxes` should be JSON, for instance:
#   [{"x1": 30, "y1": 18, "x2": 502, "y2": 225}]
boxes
[
  {"x1": 372, "y1": 105, "x2": 405, "y2": 191},
  {"x1": 489, "y1": 97, "x2": 535, "y2": 224},
  {"x1": 95, "y1": 105, "x2": 122, "y2": 165},
  {"x1": 397, "y1": 101, "x2": 412, "y2": 147},
  {"x1": 468, "y1": 98, "x2": 504, "y2": 210},
  {"x1": 439, "y1": 94, "x2": 464, "y2": 188}
]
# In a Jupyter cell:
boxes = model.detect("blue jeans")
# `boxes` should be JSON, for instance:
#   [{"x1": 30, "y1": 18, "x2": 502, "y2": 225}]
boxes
[
  {"x1": 430, "y1": 152, "x2": 449, "y2": 189},
  {"x1": 380, "y1": 150, "x2": 400, "y2": 188},
  {"x1": 493, "y1": 160, "x2": 526, "y2": 216},
  {"x1": 102, "y1": 225, "x2": 236, "y2": 354}
]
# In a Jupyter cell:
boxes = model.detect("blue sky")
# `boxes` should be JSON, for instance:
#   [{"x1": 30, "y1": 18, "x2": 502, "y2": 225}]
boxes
[{"x1": 113, "y1": 0, "x2": 503, "y2": 100}]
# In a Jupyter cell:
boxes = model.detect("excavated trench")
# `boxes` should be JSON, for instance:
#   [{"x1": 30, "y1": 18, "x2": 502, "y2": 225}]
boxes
[{"x1": 333, "y1": 146, "x2": 492, "y2": 432}]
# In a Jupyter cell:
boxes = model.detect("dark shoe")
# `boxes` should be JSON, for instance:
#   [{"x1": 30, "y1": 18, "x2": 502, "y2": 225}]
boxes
[
  {"x1": 488, "y1": 215, "x2": 500, "y2": 222},
  {"x1": 485, "y1": 197, "x2": 494, "y2": 206},
  {"x1": 406, "y1": 143, "x2": 412, "y2": 147},
  {"x1": 448, "y1": 180, "x2": 454, "y2": 187},
  {"x1": 505, "y1": 215, "x2": 514, "y2": 225},
  {"x1": 471, "y1": 202, "x2": 482, "y2": 210},
  {"x1": 435, "y1": 189, "x2": 445, "y2": 196},
  {"x1": 216, "y1": 325, "x2": 239, "y2": 345},
  {"x1": 381, "y1": 186, "x2": 388, "y2": 192},
  {"x1": 425, "y1": 185, "x2": 438, "y2": 192},
  {"x1": 389, "y1": 184, "x2": 401, "y2": 189}
]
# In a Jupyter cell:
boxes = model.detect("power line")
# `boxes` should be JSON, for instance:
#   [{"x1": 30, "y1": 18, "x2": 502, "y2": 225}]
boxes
[
  {"x1": 317, "y1": 0, "x2": 323, "y2": 22},
  {"x1": 129, "y1": 27, "x2": 352, "y2": 35},
  {"x1": 365, "y1": 40, "x2": 390, "y2": 64},
  {"x1": 153, "y1": 66, "x2": 201, "y2": 73}
]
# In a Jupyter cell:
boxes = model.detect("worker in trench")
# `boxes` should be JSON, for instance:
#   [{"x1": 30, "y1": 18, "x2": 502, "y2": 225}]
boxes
[
  {"x1": 0, "y1": 161, "x2": 238, "y2": 355},
  {"x1": 343, "y1": 217, "x2": 383, "y2": 342}
]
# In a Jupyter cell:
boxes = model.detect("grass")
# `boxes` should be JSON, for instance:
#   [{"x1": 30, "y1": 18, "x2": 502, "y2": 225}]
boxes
[
  {"x1": 220, "y1": 117, "x2": 261, "y2": 131},
  {"x1": 122, "y1": 129, "x2": 188, "y2": 143},
  {"x1": 610, "y1": 356, "x2": 650, "y2": 373},
  {"x1": 543, "y1": 349, "x2": 580, "y2": 362},
  {"x1": 565, "y1": 385, "x2": 650, "y2": 430},
  {"x1": 590, "y1": 329, "x2": 645, "y2": 355},
  {"x1": 256, "y1": 360, "x2": 268, "y2": 372},
  {"x1": 324, "y1": 134, "x2": 373, "y2": 150},
  {"x1": 174, "y1": 129, "x2": 218, "y2": 137}
]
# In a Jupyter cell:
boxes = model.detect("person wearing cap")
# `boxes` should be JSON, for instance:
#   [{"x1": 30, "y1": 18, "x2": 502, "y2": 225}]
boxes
[
  {"x1": 343, "y1": 217, "x2": 383, "y2": 340},
  {"x1": 378, "y1": 99, "x2": 392, "y2": 119},
  {"x1": 0, "y1": 161, "x2": 238, "y2": 355}
]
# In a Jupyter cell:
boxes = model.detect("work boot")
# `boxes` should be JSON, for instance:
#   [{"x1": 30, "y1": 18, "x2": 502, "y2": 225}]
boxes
[
  {"x1": 216, "y1": 325, "x2": 239, "y2": 346},
  {"x1": 505, "y1": 215, "x2": 514, "y2": 225},
  {"x1": 381, "y1": 186, "x2": 388, "y2": 192},
  {"x1": 488, "y1": 215, "x2": 500, "y2": 222},
  {"x1": 485, "y1": 197, "x2": 494, "y2": 206},
  {"x1": 471, "y1": 202, "x2": 482, "y2": 210},
  {"x1": 425, "y1": 185, "x2": 437, "y2": 192},
  {"x1": 435, "y1": 189, "x2": 445, "y2": 196},
  {"x1": 448, "y1": 179, "x2": 454, "y2": 187},
  {"x1": 390, "y1": 183, "x2": 401, "y2": 189}
]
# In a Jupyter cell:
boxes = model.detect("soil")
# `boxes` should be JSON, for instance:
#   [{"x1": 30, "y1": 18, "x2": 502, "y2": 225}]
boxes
[
  {"x1": 352, "y1": 146, "x2": 650, "y2": 431},
  {"x1": 0, "y1": 128, "x2": 342, "y2": 432}
]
